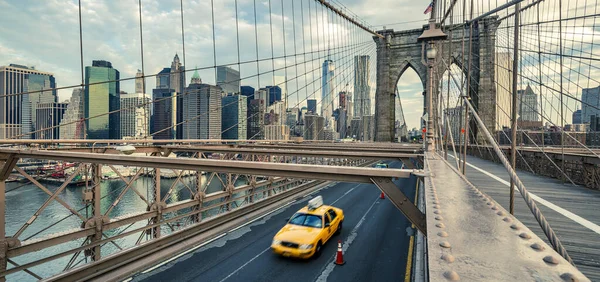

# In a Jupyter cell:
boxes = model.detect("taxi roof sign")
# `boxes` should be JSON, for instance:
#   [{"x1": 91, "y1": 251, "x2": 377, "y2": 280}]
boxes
[{"x1": 307, "y1": 195, "x2": 324, "y2": 210}]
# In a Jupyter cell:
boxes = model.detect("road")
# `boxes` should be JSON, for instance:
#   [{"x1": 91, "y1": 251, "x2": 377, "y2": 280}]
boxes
[{"x1": 131, "y1": 161, "x2": 416, "y2": 282}]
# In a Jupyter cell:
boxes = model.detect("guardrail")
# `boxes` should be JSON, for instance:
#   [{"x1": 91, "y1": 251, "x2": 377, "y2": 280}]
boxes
[
  {"x1": 0, "y1": 148, "x2": 385, "y2": 281},
  {"x1": 465, "y1": 145, "x2": 600, "y2": 190}
]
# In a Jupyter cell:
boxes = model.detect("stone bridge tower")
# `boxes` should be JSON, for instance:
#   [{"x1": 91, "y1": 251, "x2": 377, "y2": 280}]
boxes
[{"x1": 373, "y1": 17, "x2": 500, "y2": 143}]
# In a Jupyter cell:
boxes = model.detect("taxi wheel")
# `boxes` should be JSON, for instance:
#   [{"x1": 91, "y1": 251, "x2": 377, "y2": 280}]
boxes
[
  {"x1": 313, "y1": 242, "x2": 322, "y2": 259},
  {"x1": 335, "y1": 221, "x2": 343, "y2": 235}
]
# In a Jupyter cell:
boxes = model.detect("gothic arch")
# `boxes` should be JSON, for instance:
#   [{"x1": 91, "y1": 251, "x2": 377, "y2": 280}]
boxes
[
  {"x1": 373, "y1": 17, "x2": 499, "y2": 142},
  {"x1": 394, "y1": 60, "x2": 427, "y2": 92}
]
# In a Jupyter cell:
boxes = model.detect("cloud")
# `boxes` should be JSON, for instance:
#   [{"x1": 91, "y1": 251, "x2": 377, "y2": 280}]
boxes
[{"x1": 3, "y1": 0, "x2": 596, "y2": 129}]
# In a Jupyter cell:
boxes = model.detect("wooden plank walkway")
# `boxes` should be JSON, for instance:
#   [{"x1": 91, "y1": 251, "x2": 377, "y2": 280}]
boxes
[{"x1": 448, "y1": 154, "x2": 600, "y2": 281}]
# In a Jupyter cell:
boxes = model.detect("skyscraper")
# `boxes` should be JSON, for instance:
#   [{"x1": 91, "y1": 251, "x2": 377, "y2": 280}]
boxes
[
  {"x1": 135, "y1": 69, "x2": 144, "y2": 93},
  {"x1": 582, "y1": 86, "x2": 600, "y2": 124},
  {"x1": 152, "y1": 88, "x2": 176, "y2": 139},
  {"x1": 286, "y1": 109, "x2": 299, "y2": 137},
  {"x1": 156, "y1": 68, "x2": 171, "y2": 89},
  {"x1": 346, "y1": 92, "x2": 354, "y2": 118},
  {"x1": 22, "y1": 72, "x2": 57, "y2": 139},
  {"x1": 339, "y1": 91, "x2": 347, "y2": 110},
  {"x1": 254, "y1": 89, "x2": 268, "y2": 105},
  {"x1": 322, "y1": 59, "x2": 335, "y2": 123},
  {"x1": 573, "y1": 109, "x2": 582, "y2": 124},
  {"x1": 248, "y1": 99, "x2": 265, "y2": 140},
  {"x1": 265, "y1": 125, "x2": 290, "y2": 140},
  {"x1": 268, "y1": 100, "x2": 285, "y2": 126},
  {"x1": 154, "y1": 55, "x2": 185, "y2": 139},
  {"x1": 120, "y1": 93, "x2": 150, "y2": 139},
  {"x1": 217, "y1": 66, "x2": 241, "y2": 95},
  {"x1": 307, "y1": 99, "x2": 317, "y2": 114},
  {"x1": 59, "y1": 88, "x2": 84, "y2": 139},
  {"x1": 517, "y1": 84, "x2": 539, "y2": 122},
  {"x1": 222, "y1": 94, "x2": 247, "y2": 140},
  {"x1": 170, "y1": 54, "x2": 186, "y2": 139},
  {"x1": 304, "y1": 114, "x2": 325, "y2": 140},
  {"x1": 84, "y1": 60, "x2": 120, "y2": 139},
  {"x1": 349, "y1": 117, "x2": 362, "y2": 140},
  {"x1": 337, "y1": 108, "x2": 348, "y2": 138},
  {"x1": 0, "y1": 64, "x2": 56, "y2": 139},
  {"x1": 35, "y1": 102, "x2": 67, "y2": 139},
  {"x1": 241, "y1": 86, "x2": 255, "y2": 98},
  {"x1": 170, "y1": 54, "x2": 185, "y2": 94},
  {"x1": 183, "y1": 79, "x2": 222, "y2": 139},
  {"x1": 353, "y1": 55, "x2": 371, "y2": 118},
  {"x1": 241, "y1": 85, "x2": 255, "y2": 110},
  {"x1": 362, "y1": 115, "x2": 375, "y2": 141},
  {"x1": 260, "y1": 86, "x2": 282, "y2": 106}
]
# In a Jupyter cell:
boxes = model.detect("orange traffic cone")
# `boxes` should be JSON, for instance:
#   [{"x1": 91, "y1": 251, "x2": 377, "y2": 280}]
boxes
[
  {"x1": 380, "y1": 192, "x2": 385, "y2": 199},
  {"x1": 335, "y1": 240, "x2": 345, "y2": 265}
]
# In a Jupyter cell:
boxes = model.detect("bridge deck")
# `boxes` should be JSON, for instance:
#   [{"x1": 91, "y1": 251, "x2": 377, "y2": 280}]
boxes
[
  {"x1": 425, "y1": 154, "x2": 588, "y2": 281},
  {"x1": 451, "y1": 153, "x2": 600, "y2": 281}
]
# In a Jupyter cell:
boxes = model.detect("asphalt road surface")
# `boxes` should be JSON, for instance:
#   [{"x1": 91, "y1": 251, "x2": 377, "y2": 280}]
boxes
[{"x1": 132, "y1": 161, "x2": 417, "y2": 282}]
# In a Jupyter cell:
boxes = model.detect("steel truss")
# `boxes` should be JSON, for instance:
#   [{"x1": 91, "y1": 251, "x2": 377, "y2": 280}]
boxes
[{"x1": 0, "y1": 147, "x2": 424, "y2": 281}]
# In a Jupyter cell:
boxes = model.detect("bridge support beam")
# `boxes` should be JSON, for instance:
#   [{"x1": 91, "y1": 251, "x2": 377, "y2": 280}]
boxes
[
  {"x1": 0, "y1": 157, "x2": 16, "y2": 279},
  {"x1": 0, "y1": 180, "x2": 6, "y2": 282},
  {"x1": 371, "y1": 177, "x2": 427, "y2": 234},
  {"x1": 399, "y1": 157, "x2": 416, "y2": 169}
]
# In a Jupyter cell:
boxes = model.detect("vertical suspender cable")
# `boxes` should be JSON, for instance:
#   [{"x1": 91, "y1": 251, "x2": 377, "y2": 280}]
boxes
[
  {"x1": 235, "y1": 0, "x2": 241, "y2": 82},
  {"x1": 510, "y1": 2, "x2": 521, "y2": 215},
  {"x1": 559, "y1": 0, "x2": 565, "y2": 184},
  {"x1": 459, "y1": 0, "x2": 467, "y2": 171},
  {"x1": 253, "y1": 0, "x2": 261, "y2": 90},
  {"x1": 536, "y1": 3, "x2": 544, "y2": 151},
  {"x1": 281, "y1": 0, "x2": 288, "y2": 110},
  {"x1": 138, "y1": 0, "x2": 148, "y2": 139},
  {"x1": 269, "y1": 0, "x2": 275, "y2": 88},
  {"x1": 463, "y1": 0, "x2": 474, "y2": 175},
  {"x1": 292, "y1": 0, "x2": 299, "y2": 114},
  {"x1": 180, "y1": 0, "x2": 186, "y2": 70},
  {"x1": 211, "y1": 0, "x2": 217, "y2": 84},
  {"x1": 180, "y1": 0, "x2": 187, "y2": 139},
  {"x1": 78, "y1": 0, "x2": 86, "y2": 140}
]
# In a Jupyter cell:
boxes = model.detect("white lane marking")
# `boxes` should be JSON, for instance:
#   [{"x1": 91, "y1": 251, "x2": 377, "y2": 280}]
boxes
[
  {"x1": 218, "y1": 247, "x2": 271, "y2": 282},
  {"x1": 219, "y1": 183, "x2": 361, "y2": 282},
  {"x1": 141, "y1": 233, "x2": 228, "y2": 274},
  {"x1": 315, "y1": 196, "x2": 380, "y2": 282},
  {"x1": 330, "y1": 184, "x2": 361, "y2": 205},
  {"x1": 121, "y1": 278, "x2": 132, "y2": 282},
  {"x1": 139, "y1": 199, "x2": 296, "y2": 276},
  {"x1": 449, "y1": 154, "x2": 600, "y2": 235}
]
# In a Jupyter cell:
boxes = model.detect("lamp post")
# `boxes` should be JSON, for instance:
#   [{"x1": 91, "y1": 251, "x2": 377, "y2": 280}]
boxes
[
  {"x1": 418, "y1": 18, "x2": 447, "y2": 152},
  {"x1": 425, "y1": 42, "x2": 437, "y2": 152}
]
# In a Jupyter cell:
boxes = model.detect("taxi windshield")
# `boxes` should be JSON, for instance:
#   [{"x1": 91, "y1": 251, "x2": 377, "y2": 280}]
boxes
[{"x1": 288, "y1": 213, "x2": 323, "y2": 228}]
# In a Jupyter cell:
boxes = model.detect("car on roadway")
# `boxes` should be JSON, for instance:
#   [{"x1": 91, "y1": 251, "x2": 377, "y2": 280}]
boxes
[
  {"x1": 375, "y1": 162, "x2": 389, "y2": 168},
  {"x1": 271, "y1": 196, "x2": 344, "y2": 259}
]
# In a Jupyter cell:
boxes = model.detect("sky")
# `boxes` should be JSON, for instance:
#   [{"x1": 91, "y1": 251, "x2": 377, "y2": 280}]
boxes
[
  {"x1": 0, "y1": 0, "x2": 433, "y2": 130},
  {"x1": 2, "y1": 0, "x2": 599, "y2": 133}
]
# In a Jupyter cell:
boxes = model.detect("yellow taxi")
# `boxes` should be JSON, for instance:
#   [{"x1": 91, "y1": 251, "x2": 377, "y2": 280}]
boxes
[{"x1": 271, "y1": 196, "x2": 344, "y2": 259}]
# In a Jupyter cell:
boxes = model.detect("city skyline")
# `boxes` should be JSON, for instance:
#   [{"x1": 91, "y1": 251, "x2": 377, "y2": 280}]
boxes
[{"x1": 0, "y1": 0, "x2": 405, "y2": 130}]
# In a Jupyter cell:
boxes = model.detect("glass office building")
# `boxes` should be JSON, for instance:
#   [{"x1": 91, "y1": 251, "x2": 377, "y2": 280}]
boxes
[
  {"x1": 217, "y1": 66, "x2": 241, "y2": 95},
  {"x1": 0, "y1": 64, "x2": 56, "y2": 139},
  {"x1": 152, "y1": 88, "x2": 176, "y2": 140},
  {"x1": 222, "y1": 94, "x2": 247, "y2": 140},
  {"x1": 84, "y1": 60, "x2": 120, "y2": 139}
]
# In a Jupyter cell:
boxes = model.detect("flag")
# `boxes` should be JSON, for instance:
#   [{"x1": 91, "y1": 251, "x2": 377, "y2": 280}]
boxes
[{"x1": 424, "y1": 2, "x2": 433, "y2": 14}]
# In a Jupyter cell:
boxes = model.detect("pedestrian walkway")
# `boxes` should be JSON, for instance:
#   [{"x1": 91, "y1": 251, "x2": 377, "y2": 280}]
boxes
[{"x1": 448, "y1": 154, "x2": 600, "y2": 280}]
